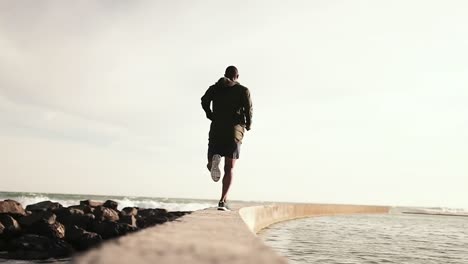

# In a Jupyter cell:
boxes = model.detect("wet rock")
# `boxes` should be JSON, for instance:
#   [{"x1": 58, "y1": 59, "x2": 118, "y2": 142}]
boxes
[
  {"x1": 103, "y1": 200, "x2": 118, "y2": 210},
  {"x1": 120, "y1": 207, "x2": 138, "y2": 217},
  {"x1": 0, "y1": 215, "x2": 21, "y2": 238},
  {"x1": 134, "y1": 209, "x2": 187, "y2": 227},
  {"x1": 28, "y1": 221, "x2": 65, "y2": 239},
  {"x1": 18, "y1": 211, "x2": 56, "y2": 227},
  {"x1": 69, "y1": 213, "x2": 95, "y2": 229},
  {"x1": 136, "y1": 215, "x2": 168, "y2": 228},
  {"x1": 25, "y1": 201, "x2": 62, "y2": 212},
  {"x1": 146, "y1": 215, "x2": 169, "y2": 225},
  {"x1": 118, "y1": 215, "x2": 137, "y2": 227},
  {"x1": 80, "y1": 200, "x2": 103, "y2": 207},
  {"x1": 7, "y1": 234, "x2": 73, "y2": 259},
  {"x1": 174, "y1": 211, "x2": 191, "y2": 216},
  {"x1": 89, "y1": 221, "x2": 118, "y2": 239},
  {"x1": 117, "y1": 223, "x2": 137, "y2": 235},
  {"x1": 54, "y1": 207, "x2": 83, "y2": 220},
  {"x1": 166, "y1": 211, "x2": 190, "y2": 221},
  {"x1": 0, "y1": 198, "x2": 193, "y2": 260},
  {"x1": 54, "y1": 207, "x2": 84, "y2": 219},
  {"x1": 65, "y1": 225, "x2": 102, "y2": 251},
  {"x1": 138, "y1": 208, "x2": 167, "y2": 218},
  {"x1": 135, "y1": 215, "x2": 146, "y2": 228},
  {"x1": 90, "y1": 221, "x2": 137, "y2": 239},
  {"x1": 94, "y1": 206, "x2": 119, "y2": 222},
  {"x1": 57, "y1": 210, "x2": 94, "y2": 230},
  {"x1": 0, "y1": 200, "x2": 26, "y2": 216},
  {"x1": 0, "y1": 238, "x2": 6, "y2": 251},
  {"x1": 68, "y1": 204, "x2": 94, "y2": 214}
]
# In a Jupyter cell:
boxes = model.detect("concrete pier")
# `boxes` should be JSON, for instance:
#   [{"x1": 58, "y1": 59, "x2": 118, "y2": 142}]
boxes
[{"x1": 74, "y1": 203, "x2": 390, "y2": 264}]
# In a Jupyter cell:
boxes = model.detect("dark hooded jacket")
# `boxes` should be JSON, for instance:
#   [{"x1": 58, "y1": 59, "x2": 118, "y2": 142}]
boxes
[{"x1": 201, "y1": 77, "x2": 253, "y2": 143}]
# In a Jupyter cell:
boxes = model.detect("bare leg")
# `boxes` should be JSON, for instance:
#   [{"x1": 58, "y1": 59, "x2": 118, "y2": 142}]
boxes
[{"x1": 220, "y1": 158, "x2": 236, "y2": 202}]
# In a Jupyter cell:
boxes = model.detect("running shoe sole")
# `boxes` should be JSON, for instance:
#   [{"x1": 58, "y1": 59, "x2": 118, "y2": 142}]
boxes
[{"x1": 210, "y1": 154, "x2": 221, "y2": 182}]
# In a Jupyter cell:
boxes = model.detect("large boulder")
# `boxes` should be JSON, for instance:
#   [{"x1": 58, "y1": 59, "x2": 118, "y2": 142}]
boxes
[
  {"x1": 68, "y1": 204, "x2": 94, "y2": 214},
  {"x1": 64, "y1": 213, "x2": 95, "y2": 230},
  {"x1": 53, "y1": 207, "x2": 84, "y2": 219},
  {"x1": 0, "y1": 237, "x2": 6, "y2": 251},
  {"x1": 137, "y1": 208, "x2": 169, "y2": 228},
  {"x1": 25, "y1": 201, "x2": 62, "y2": 212},
  {"x1": 18, "y1": 211, "x2": 56, "y2": 227},
  {"x1": 65, "y1": 225, "x2": 102, "y2": 251},
  {"x1": 118, "y1": 223, "x2": 137, "y2": 235},
  {"x1": 103, "y1": 200, "x2": 118, "y2": 210},
  {"x1": 120, "y1": 207, "x2": 138, "y2": 217},
  {"x1": 90, "y1": 221, "x2": 137, "y2": 239},
  {"x1": 136, "y1": 214, "x2": 168, "y2": 228},
  {"x1": 0, "y1": 215, "x2": 21, "y2": 238},
  {"x1": 118, "y1": 215, "x2": 137, "y2": 227},
  {"x1": 93, "y1": 206, "x2": 119, "y2": 222},
  {"x1": 81, "y1": 213, "x2": 96, "y2": 228},
  {"x1": 0, "y1": 200, "x2": 26, "y2": 216},
  {"x1": 137, "y1": 208, "x2": 167, "y2": 218},
  {"x1": 28, "y1": 221, "x2": 65, "y2": 239},
  {"x1": 80, "y1": 200, "x2": 103, "y2": 207},
  {"x1": 134, "y1": 209, "x2": 188, "y2": 227},
  {"x1": 7, "y1": 234, "x2": 73, "y2": 259},
  {"x1": 166, "y1": 211, "x2": 191, "y2": 221},
  {"x1": 53, "y1": 207, "x2": 94, "y2": 229}
]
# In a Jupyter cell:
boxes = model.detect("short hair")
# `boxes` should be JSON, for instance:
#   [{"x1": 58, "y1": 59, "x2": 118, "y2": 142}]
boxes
[{"x1": 225, "y1": 66, "x2": 238, "y2": 79}]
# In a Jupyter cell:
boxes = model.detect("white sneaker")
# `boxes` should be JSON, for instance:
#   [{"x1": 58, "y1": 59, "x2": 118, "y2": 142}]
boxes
[{"x1": 210, "y1": 154, "x2": 221, "y2": 182}]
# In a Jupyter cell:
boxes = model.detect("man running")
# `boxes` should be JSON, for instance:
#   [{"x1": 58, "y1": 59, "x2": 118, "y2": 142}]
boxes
[{"x1": 201, "y1": 66, "x2": 253, "y2": 211}]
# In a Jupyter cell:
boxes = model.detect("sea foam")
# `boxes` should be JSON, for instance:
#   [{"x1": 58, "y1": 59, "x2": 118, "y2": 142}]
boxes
[{"x1": 0, "y1": 192, "x2": 213, "y2": 212}]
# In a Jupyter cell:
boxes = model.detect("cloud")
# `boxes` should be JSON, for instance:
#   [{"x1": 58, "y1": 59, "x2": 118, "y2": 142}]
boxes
[
  {"x1": 0, "y1": 92, "x2": 119, "y2": 145},
  {"x1": 0, "y1": 1, "x2": 208, "y2": 155},
  {"x1": 1, "y1": 1, "x2": 468, "y2": 207},
  {"x1": 0, "y1": 91, "x2": 175, "y2": 157}
]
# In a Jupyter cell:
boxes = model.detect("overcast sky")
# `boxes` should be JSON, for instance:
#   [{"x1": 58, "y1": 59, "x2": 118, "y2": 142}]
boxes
[{"x1": 1, "y1": 0, "x2": 467, "y2": 208}]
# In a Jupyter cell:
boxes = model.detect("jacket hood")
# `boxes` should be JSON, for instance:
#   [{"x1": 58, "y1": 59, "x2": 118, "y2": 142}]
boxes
[{"x1": 216, "y1": 77, "x2": 238, "y2": 87}]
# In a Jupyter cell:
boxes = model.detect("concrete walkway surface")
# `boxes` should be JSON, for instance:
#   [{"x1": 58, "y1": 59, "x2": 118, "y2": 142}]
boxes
[{"x1": 74, "y1": 203, "x2": 390, "y2": 264}]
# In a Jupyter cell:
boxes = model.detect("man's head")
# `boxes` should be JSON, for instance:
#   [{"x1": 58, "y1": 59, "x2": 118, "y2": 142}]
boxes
[{"x1": 224, "y1": 66, "x2": 239, "y2": 81}]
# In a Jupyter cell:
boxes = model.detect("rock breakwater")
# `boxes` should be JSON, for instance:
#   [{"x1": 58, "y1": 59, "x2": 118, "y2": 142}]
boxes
[{"x1": 0, "y1": 199, "x2": 191, "y2": 260}]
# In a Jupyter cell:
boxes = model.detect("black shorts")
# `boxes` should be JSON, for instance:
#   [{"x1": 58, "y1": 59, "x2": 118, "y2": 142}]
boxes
[{"x1": 208, "y1": 141, "x2": 241, "y2": 160}]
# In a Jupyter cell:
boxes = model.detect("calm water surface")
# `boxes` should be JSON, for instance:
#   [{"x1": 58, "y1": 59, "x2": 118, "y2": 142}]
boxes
[{"x1": 259, "y1": 214, "x2": 468, "y2": 264}]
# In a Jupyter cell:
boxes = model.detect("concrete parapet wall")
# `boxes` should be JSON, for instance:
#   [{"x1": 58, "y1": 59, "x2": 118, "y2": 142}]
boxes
[
  {"x1": 240, "y1": 204, "x2": 391, "y2": 233},
  {"x1": 75, "y1": 203, "x2": 390, "y2": 264}
]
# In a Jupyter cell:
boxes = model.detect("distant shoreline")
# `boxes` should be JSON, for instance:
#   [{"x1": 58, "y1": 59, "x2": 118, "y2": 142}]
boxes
[{"x1": 402, "y1": 211, "x2": 468, "y2": 217}]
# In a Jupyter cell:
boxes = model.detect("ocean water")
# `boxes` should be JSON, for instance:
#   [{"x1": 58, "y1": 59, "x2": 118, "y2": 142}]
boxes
[
  {"x1": 0, "y1": 191, "x2": 215, "y2": 264},
  {"x1": 0, "y1": 191, "x2": 214, "y2": 212},
  {"x1": 259, "y1": 214, "x2": 468, "y2": 264}
]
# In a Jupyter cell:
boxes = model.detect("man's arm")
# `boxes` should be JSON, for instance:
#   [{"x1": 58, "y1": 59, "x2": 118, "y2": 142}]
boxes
[
  {"x1": 201, "y1": 86, "x2": 214, "y2": 120},
  {"x1": 241, "y1": 87, "x2": 253, "y2": 130}
]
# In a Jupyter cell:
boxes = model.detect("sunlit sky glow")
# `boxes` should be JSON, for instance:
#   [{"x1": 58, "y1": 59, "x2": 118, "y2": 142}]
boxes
[{"x1": 1, "y1": 1, "x2": 467, "y2": 208}]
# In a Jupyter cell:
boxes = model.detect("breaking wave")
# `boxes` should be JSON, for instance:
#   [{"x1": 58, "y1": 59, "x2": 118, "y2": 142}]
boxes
[{"x1": 0, "y1": 191, "x2": 213, "y2": 212}]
